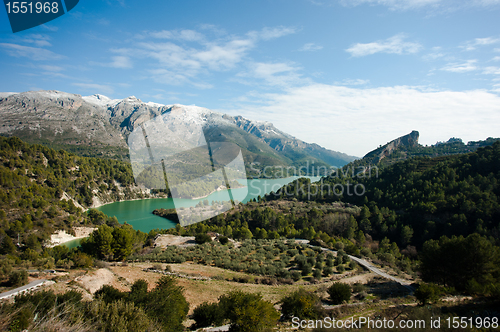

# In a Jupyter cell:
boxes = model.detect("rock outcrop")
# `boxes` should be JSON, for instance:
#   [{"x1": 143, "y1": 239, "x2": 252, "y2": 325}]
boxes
[{"x1": 362, "y1": 131, "x2": 420, "y2": 164}]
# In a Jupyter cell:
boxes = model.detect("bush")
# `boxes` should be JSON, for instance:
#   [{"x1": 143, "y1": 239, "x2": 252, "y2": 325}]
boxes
[
  {"x1": 192, "y1": 301, "x2": 225, "y2": 328},
  {"x1": 301, "y1": 263, "x2": 312, "y2": 276},
  {"x1": 327, "y1": 282, "x2": 351, "y2": 304},
  {"x1": 219, "y1": 291, "x2": 280, "y2": 332},
  {"x1": 280, "y1": 289, "x2": 323, "y2": 320},
  {"x1": 291, "y1": 271, "x2": 302, "y2": 281},
  {"x1": 86, "y1": 299, "x2": 159, "y2": 332},
  {"x1": 219, "y1": 236, "x2": 229, "y2": 245},
  {"x1": 313, "y1": 269, "x2": 322, "y2": 280},
  {"x1": 195, "y1": 233, "x2": 212, "y2": 244},
  {"x1": 352, "y1": 282, "x2": 366, "y2": 293},
  {"x1": 95, "y1": 285, "x2": 127, "y2": 304},
  {"x1": 337, "y1": 265, "x2": 345, "y2": 273},
  {"x1": 9, "y1": 270, "x2": 28, "y2": 287},
  {"x1": 414, "y1": 283, "x2": 442, "y2": 305}
]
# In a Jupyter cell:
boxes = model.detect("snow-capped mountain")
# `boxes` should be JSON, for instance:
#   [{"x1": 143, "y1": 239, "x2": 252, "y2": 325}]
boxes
[{"x1": 0, "y1": 90, "x2": 356, "y2": 168}]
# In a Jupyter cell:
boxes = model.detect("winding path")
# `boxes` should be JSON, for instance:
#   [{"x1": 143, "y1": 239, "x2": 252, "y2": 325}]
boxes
[{"x1": 296, "y1": 239, "x2": 415, "y2": 293}]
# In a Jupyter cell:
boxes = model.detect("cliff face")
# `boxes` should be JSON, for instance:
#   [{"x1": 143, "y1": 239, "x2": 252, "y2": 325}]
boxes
[{"x1": 363, "y1": 131, "x2": 420, "y2": 164}]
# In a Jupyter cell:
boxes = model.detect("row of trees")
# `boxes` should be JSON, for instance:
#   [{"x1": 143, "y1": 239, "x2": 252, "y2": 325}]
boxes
[{"x1": 131, "y1": 239, "x2": 358, "y2": 280}]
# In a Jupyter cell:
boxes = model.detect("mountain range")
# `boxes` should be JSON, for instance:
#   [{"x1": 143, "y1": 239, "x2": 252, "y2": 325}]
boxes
[{"x1": 0, "y1": 90, "x2": 357, "y2": 176}]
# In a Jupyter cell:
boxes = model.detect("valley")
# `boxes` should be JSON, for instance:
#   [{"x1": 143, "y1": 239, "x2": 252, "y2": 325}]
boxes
[{"x1": 0, "y1": 93, "x2": 499, "y2": 331}]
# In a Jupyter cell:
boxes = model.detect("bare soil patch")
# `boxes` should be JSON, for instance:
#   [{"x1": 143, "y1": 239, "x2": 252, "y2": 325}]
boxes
[{"x1": 154, "y1": 234, "x2": 196, "y2": 248}]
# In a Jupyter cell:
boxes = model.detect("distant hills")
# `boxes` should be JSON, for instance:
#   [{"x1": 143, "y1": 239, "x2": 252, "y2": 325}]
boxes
[
  {"x1": 0, "y1": 90, "x2": 357, "y2": 176},
  {"x1": 356, "y1": 130, "x2": 499, "y2": 168}
]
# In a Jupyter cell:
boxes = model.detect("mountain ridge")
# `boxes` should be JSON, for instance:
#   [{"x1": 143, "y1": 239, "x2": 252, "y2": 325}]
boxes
[{"x1": 0, "y1": 90, "x2": 357, "y2": 173}]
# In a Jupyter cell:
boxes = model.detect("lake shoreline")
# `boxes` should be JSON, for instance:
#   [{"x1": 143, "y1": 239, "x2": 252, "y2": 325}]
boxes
[
  {"x1": 47, "y1": 227, "x2": 97, "y2": 248},
  {"x1": 92, "y1": 176, "x2": 321, "y2": 234}
]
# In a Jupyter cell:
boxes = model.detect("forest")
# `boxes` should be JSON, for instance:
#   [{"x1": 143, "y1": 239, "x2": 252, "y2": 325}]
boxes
[{"x1": 0, "y1": 136, "x2": 499, "y2": 331}]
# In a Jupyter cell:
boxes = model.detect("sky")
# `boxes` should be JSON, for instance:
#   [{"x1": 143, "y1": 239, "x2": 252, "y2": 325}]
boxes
[{"x1": 1, "y1": 0, "x2": 500, "y2": 157}]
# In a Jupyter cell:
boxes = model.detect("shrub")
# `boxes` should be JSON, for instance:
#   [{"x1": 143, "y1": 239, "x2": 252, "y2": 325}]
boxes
[
  {"x1": 192, "y1": 301, "x2": 225, "y2": 328},
  {"x1": 414, "y1": 283, "x2": 442, "y2": 305},
  {"x1": 195, "y1": 233, "x2": 212, "y2": 244},
  {"x1": 323, "y1": 266, "x2": 333, "y2": 276},
  {"x1": 334, "y1": 256, "x2": 343, "y2": 266},
  {"x1": 280, "y1": 289, "x2": 323, "y2": 320},
  {"x1": 313, "y1": 269, "x2": 322, "y2": 280},
  {"x1": 352, "y1": 282, "x2": 366, "y2": 293},
  {"x1": 219, "y1": 236, "x2": 229, "y2": 245},
  {"x1": 291, "y1": 271, "x2": 302, "y2": 281},
  {"x1": 327, "y1": 282, "x2": 351, "y2": 304},
  {"x1": 219, "y1": 291, "x2": 280, "y2": 332},
  {"x1": 95, "y1": 285, "x2": 127, "y2": 304},
  {"x1": 86, "y1": 299, "x2": 158, "y2": 332},
  {"x1": 9, "y1": 270, "x2": 28, "y2": 287},
  {"x1": 301, "y1": 263, "x2": 312, "y2": 276}
]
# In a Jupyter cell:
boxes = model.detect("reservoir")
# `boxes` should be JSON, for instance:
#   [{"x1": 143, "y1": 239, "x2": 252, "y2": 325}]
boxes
[{"x1": 94, "y1": 176, "x2": 320, "y2": 233}]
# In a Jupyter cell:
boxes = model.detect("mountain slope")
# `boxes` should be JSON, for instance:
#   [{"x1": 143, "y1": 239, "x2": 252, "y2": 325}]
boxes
[
  {"x1": 353, "y1": 130, "x2": 499, "y2": 168},
  {"x1": 0, "y1": 90, "x2": 357, "y2": 173}
]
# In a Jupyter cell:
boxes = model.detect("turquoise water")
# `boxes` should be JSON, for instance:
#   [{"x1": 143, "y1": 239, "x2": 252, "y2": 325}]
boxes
[
  {"x1": 61, "y1": 238, "x2": 83, "y2": 249},
  {"x1": 94, "y1": 176, "x2": 320, "y2": 234}
]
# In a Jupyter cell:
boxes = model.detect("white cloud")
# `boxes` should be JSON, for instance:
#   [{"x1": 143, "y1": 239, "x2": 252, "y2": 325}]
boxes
[
  {"x1": 109, "y1": 56, "x2": 133, "y2": 68},
  {"x1": 335, "y1": 78, "x2": 370, "y2": 85},
  {"x1": 462, "y1": 37, "x2": 500, "y2": 51},
  {"x1": 148, "y1": 68, "x2": 213, "y2": 89},
  {"x1": 0, "y1": 43, "x2": 64, "y2": 61},
  {"x1": 441, "y1": 60, "x2": 478, "y2": 73},
  {"x1": 22, "y1": 34, "x2": 52, "y2": 47},
  {"x1": 299, "y1": 43, "x2": 323, "y2": 51},
  {"x1": 194, "y1": 39, "x2": 255, "y2": 70},
  {"x1": 72, "y1": 83, "x2": 114, "y2": 95},
  {"x1": 224, "y1": 84, "x2": 500, "y2": 156},
  {"x1": 150, "y1": 29, "x2": 205, "y2": 42},
  {"x1": 258, "y1": 26, "x2": 297, "y2": 40},
  {"x1": 238, "y1": 62, "x2": 307, "y2": 87},
  {"x1": 483, "y1": 66, "x2": 500, "y2": 75},
  {"x1": 346, "y1": 34, "x2": 422, "y2": 57},
  {"x1": 423, "y1": 47, "x2": 445, "y2": 60},
  {"x1": 110, "y1": 26, "x2": 296, "y2": 88},
  {"x1": 492, "y1": 56, "x2": 500, "y2": 62}
]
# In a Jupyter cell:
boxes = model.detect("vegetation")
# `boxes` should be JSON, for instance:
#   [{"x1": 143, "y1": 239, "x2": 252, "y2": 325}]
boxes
[
  {"x1": 420, "y1": 233, "x2": 500, "y2": 295},
  {"x1": 95, "y1": 276, "x2": 188, "y2": 331},
  {"x1": 0, "y1": 277, "x2": 187, "y2": 332},
  {"x1": 280, "y1": 288, "x2": 323, "y2": 319},
  {"x1": 0, "y1": 136, "x2": 151, "y2": 269},
  {"x1": 327, "y1": 282, "x2": 352, "y2": 304},
  {"x1": 130, "y1": 239, "x2": 354, "y2": 280},
  {"x1": 2, "y1": 135, "x2": 500, "y2": 330},
  {"x1": 80, "y1": 224, "x2": 146, "y2": 261},
  {"x1": 414, "y1": 283, "x2": 444, "y2": 305},
  {"x1": 192, "y1": 291, "x2": 279, "y2": 332}
]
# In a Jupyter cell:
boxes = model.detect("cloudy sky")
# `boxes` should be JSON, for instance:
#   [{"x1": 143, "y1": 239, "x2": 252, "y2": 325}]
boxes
[{"x1": 1, "y1": 0, "x2": 500, "y2": 156}]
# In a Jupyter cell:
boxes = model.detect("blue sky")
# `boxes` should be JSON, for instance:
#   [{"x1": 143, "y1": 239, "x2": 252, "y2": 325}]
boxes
[{"x1": 1, "y1": 0, "x2": 500, "y2": 156}]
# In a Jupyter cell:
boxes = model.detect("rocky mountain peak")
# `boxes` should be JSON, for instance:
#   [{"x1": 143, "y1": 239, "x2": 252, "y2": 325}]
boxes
[{"x1": 363, "y1": 130, "x2": 420, "y2": 164}]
